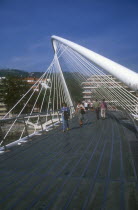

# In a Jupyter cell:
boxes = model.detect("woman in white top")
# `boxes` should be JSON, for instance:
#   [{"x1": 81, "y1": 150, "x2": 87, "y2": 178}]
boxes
[{"x1": 76, "y1": 101, "x2": 85, "y2": 127}]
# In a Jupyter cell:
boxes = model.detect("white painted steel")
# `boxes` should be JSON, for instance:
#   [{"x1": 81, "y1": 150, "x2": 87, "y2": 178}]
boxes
[
  {"x1": 51, "y1": 35, "x2": 138, "y2": 91},
  {"x1": 52, "y1": 40, "x2": 74, "y2": 110},
  {"x1": 55, "y1": 55, "x2": 74, "y2": 108}
]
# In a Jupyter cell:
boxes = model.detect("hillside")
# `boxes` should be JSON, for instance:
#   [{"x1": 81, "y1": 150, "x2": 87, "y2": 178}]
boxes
[
  {"x1": 0, "y1": 69, "x2": 44, "y2": 78},
  {"x1": 0, "y1": 69, "x2": 83, "y2": 104}
]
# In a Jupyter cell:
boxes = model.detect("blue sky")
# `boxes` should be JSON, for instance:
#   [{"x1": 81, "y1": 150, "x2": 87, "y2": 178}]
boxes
[{"x1": 0, "y1": 0, "x2": 138, "y2": 72}]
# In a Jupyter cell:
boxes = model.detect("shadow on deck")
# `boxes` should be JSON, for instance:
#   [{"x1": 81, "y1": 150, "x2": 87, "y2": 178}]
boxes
[{"x1": 0, "y1": 111, "x2": 138, "y2": 210}]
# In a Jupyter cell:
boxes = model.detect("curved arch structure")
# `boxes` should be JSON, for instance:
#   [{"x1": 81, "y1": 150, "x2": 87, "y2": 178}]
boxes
[{"x1": 51, "y1": 35, "x2": 138, "y2": 91}]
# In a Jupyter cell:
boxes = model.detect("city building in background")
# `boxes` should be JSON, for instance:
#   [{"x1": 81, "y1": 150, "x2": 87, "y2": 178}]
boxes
[
  {"x1": 22, "y1": 77, "x2": 51, "y2": 92},
  {"x1": 82, "y1": 74, "x2": 137, "y2": 105}
]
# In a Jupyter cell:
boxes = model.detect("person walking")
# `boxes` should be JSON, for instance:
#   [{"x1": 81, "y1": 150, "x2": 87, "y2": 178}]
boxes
[
  {"x1": 93, "y1": 99, "x2": 100, "y2": 120},
  {"x1": 76, "y1": 101, "x2": 85, "y2": 127},
  {"x1": 89, "y1": 101, "x2": 93, "y2": 111},
  {"x1": 84, "y1": 101, "x2": 88, "y2": 111},
  {"x1": 100, "y1": 99, "x2": 107, "y2": 119},
  {"x1": 61, "y1": 103, "x2": 70, "y2": 132}
]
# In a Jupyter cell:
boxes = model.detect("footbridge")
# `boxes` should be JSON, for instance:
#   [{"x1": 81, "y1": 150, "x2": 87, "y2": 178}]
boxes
[{"x1": 0, "y1": 36, "x2": 138, "y2": 209}]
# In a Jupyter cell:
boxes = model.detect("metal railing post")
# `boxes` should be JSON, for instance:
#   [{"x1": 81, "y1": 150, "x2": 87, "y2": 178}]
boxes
[
  {"x1": 39, "y1": 114, "x2": 44, "y2": 133},
  {"x1": 57, "y1": 110, "x2": 61, "y2": 123},
  {"x1": 23, "y1": 117, "x2": 29, "y2": 139},
  {"x1": 49, "y1": 111, "x2": 55, "y2": 128},
  {"x1": 0, "y1": 122, "x2": 7, "y2": 151}
]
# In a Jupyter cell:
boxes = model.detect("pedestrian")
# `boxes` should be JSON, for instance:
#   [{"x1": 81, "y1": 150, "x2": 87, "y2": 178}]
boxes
[
  {"x1": 89, "y1": 101, "x2": 93, "y2": 110},
  {"x1": 61, "y1": 103, "x2": 70, "y2": 132},
  {"x1": 93, "y1": 99, "x2": 100, "y2": 120},
  {"x1": 100, "y1": 99, "x2": 107, "y2": 119},
  {"x1": 76, "y1": 101, "x2": 85, "y2": 127},
  {"x1": 84, "y1": 101, "x2": 88, "y2": 111}
]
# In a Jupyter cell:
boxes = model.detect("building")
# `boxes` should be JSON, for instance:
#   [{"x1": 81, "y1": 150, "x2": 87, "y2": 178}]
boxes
[
  {"x1": 82, "y1": 74, "x2": 137, "y2": 102},
  {"x1": 22, "y1": 77, "x2": 51, "y2": 91}
]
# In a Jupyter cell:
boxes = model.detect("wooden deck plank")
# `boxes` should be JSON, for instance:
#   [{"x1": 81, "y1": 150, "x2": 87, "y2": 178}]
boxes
[{"x1": 0, "y1": 111, "x2": 138, "y2": 210}]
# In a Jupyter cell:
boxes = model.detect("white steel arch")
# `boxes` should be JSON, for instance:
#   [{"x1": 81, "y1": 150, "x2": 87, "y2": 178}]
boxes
[
  {"x1": 52, "y1": 37, "x2": 74, "y2": 109},
  {"x1": 51, "y1": 35, "x2": 138, "y2": 91}
]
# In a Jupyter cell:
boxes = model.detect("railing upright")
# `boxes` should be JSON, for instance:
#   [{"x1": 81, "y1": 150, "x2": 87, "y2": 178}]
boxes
[
  {"x1": 57, "y1": 110, "x2": 61, "y2": 123},
  {"x1": 0, "y1": 122, "x2": 7, "y2": 151},
  {"x1": 23, "y1": 117, "x2": 30, "y2": 139},
  {"x1": 49, "y1": 111, "x2": 55, "y2": 128},
  {"x1": 39, "y1": 114, "x2": 44, "y2": 133}
]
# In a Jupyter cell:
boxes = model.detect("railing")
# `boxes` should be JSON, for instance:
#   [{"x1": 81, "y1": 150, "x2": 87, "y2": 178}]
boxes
[
  {"x1": 0, "y1": 111, "x2": 62, "y2": 151},
  {"x1": 0, "y1": 106, "x2": 75, "y2": 152},
  {"x1": 1, "y1": 35, "x2": 138, "y2": 153}
]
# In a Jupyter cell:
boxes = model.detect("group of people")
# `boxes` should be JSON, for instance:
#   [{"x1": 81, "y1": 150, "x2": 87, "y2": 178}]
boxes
[
  {"x1": 61, "y1": 99, "x2": 107, "y2": 132},
  {"x1": 93, "y1": 99, "x2": 107, "y2": 120}
]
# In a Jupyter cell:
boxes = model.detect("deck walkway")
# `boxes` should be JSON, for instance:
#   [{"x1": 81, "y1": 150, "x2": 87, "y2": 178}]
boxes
[{"x1": 0, "y1": 111, "x2": 138, "y2": 210}]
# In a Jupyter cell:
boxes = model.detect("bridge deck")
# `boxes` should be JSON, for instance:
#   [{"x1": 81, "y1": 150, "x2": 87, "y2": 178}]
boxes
[{"x1": 0, "y1": 111, "x2": 138, "y2": 210}]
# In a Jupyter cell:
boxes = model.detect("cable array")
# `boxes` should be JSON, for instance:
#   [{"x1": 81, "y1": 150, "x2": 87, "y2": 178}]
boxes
[
  {"x1": 56, "y1": 41, "x2": 138, "y2": 116},
  {"x1": 0, "y1": 45, "x2": 74, "y2": 146},
  {"x1": 0, "y1": 40, "x2": 137, "y2": 147}
]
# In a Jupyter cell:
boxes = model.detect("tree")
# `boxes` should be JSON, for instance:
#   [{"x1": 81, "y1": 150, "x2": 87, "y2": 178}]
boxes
[
  {"x1": 2, "y1": 76, "x2": 31, "y2": 114},
  {"x1": 63, "y1": 72, "x2": 83, "y2": 105},
  {"x1": 2, "y1": 76, "x2": 51, "y2": 115}
]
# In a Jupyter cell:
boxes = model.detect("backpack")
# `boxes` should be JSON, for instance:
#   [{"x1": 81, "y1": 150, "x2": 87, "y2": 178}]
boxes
[
  {"x1": 80, "y1": 109, "x2": 85, "y2": 114},
  {"x1": 63, "y1": 111, "x2": 70, "y2": 120}
]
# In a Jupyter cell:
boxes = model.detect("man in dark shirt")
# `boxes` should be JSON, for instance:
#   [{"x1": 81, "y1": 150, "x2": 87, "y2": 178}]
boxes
[{"x1": 61, "y1": 103, "x2": 70, "y2": 132}]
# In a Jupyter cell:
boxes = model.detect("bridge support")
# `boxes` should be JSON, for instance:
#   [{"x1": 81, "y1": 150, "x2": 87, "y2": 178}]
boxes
[
  {"x1": 51, "y1": 35, "x2": 138, "y2": 91},
  {"x1": 52, "y1": 43, "x2": 75, "y2": 111}
]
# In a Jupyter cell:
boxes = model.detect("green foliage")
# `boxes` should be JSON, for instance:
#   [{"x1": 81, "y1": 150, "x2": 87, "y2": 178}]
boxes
[
  {"x1": 0, "y1": 69, "x2": 29, "y2": 77},
  {"x1": 63, "y1": 72, "x2": 83, "y2": 105},
  {"x1": 0, "y1": 68, "x2": 44, "y2": 78},
  {"x1": 1, "y1": 76, "x2": 52, "y2": 114},
  {"x1": 2, "y1": 76, "x2": 31, "y2": 113},
  {"x1": 1, "y1": 70, "x2": 83, "y2": 114},
  {"x1": 29, "y1": 89, "x2": 50, "y2": 113}
]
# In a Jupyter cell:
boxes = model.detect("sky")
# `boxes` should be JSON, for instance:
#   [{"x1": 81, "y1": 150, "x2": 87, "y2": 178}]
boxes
[{"x1": 0, "y1": 0, "x2": 138, "y2": 73}]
